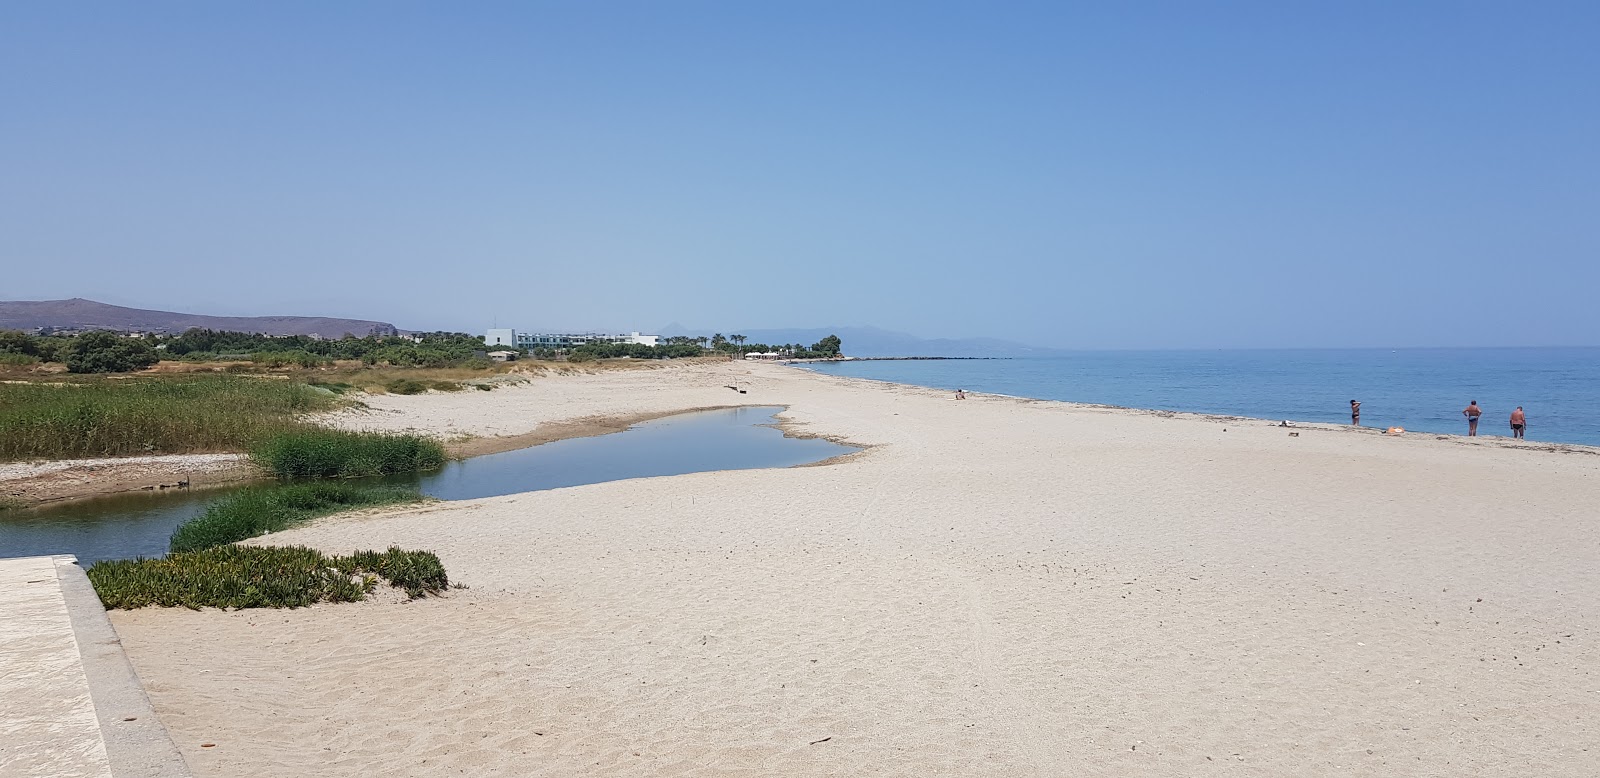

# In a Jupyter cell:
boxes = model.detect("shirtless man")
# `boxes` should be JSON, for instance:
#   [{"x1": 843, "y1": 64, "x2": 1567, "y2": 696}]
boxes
[
  {"x1": 1350, "y1": 400, "x2": 1361, "y2": 426},
  {"x1": 1510, "y1": 406, "x2": 1526, "y2": 439},
  {"x1": 1463, "y1": 400, "x2": 1482, "y2": 436}
]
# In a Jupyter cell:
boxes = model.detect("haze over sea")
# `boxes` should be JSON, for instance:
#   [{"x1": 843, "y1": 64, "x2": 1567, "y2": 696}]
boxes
[{"x1": 802, "y1": 348, "x2": 1600, "y2": 447}]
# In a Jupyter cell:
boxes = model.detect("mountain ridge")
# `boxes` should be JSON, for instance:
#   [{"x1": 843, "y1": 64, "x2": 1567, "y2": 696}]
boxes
[{"x1": 0, "y1": 298, "x2": 400, "y2": 338}]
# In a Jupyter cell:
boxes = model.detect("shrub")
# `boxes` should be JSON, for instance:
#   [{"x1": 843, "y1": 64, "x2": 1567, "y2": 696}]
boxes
[
  {"x1": 63, "y1": 331, "x2": 160, "y2": 373},
  {"x1": 0, "y1": 330, "x2": 61, "y2": 361},
  {"x1": 0, "y1": 353, "x2": 40, "y2": 366},
  {"x1": 308, "y1": 381, "x2": 355, "y2": 395},
  {"x1": 87, "y1": 545, "x2": 448, "y2": 610},
  {"x1": 251, "y1": 350, "x2": 330, "y2": 369},
  {"x1": 250, "y1": 429, "x2": 446, "y2": 479},
  {"x1": 386, "y1": 378, "x2": 428, "y2": 395},
  {"x1": 168, "y1": 482, "x2": 422, "y2": 553}
]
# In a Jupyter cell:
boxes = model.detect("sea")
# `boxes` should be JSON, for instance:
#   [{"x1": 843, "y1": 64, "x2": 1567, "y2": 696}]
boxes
[{"x1": 800, "y1": 348, "x2": 1600, "y2": 447}]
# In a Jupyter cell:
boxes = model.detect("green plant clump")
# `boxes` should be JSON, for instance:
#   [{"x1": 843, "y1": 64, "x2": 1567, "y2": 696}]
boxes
[
  {"x1": 385, "y1": 378, "x2": 429, "y2": 395},
  {"x1": 169, "y1": 482, "x2": 422, "y2": 553},
  {"x1": 251, "y1": 429, "x2": 446, "y2": 479},
  {"x1": 87, "y1": 544, "x2": 448, "y2": 610}
]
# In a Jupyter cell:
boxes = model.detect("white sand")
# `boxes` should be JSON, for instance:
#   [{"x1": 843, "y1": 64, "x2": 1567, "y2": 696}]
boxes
[
  {"x1": 0, "y1": 453, "x2": 245, "y2": 482},
  {"x1": 111, "y1": 361, "x2": 1600, "y2": 776}
]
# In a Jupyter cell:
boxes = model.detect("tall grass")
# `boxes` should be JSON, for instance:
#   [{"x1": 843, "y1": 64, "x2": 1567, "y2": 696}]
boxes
[
  {"x1": 168, "y1": 482, "x2": 422, "y2": 553},
  {"x1": 87, "y1": 545, "x2": 449, "y2": 610},
  {"x1": 0, "y1": 376, "x2": 340, "y2": 461},
  {"x1": 251, "y1": 429, "x2": 447, "y2": 479}
]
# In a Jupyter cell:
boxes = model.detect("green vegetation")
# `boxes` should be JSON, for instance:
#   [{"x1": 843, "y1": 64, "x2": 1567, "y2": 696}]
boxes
[
  {"x1": 568, "y1": 341, "x2": 709, "y2": 360},
  {"x1": 87, "y1": 544, "x2": 448, "y2": 610},
  {"x1": 0, "y1": 329, "x2": 71, "y2": 363},
  {"x1": 250, "y1": 350, "x2": 332, "y2": 368},
  {"x1": 308, "y1": 380, "x2": 356, "y2": 394},
  {"x1": 1, "y1": 328, "x2": 502, "y2": 371},
  {"x1": 165, "y1": 328, "x2": 496, "y2": 367},
  {"x1": 62, "y1": 331, "x2": 160, "y2": 373},
  {"x1": 168, "y1": 482, "x2": 422, "y2": 553},
  {"x1": 0, "y1": 376, "x2": 340, "y2": 461},
  {"x1": 385, "y1": 378, "x2": 428, "y2": 395},
  {"x1": 250, "y1": 429, "x2": 446, "y2": 480},
  {"x1": 1, "y1": 325, "x2": 835, "y2": 371}
]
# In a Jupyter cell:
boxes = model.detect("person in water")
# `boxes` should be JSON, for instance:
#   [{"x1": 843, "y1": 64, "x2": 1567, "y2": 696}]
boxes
[
  {"x1": 1350, "y1": 399, "x2": 1361, "y2": 426},
  {"x1": 1510, "y1": 406, "x2": 1526, "y2": 439},
  {"x1": 1463, "y1": 400, "x2": 1483, "y2": 436}
]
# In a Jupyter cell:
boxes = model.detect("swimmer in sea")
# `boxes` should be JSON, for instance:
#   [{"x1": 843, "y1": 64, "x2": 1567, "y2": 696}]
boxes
[
  {"x1": 1463, "y1": 400, "x2": 1482, "y2": 436},
  {"x1": 1510, "y1": 406, "x2": 1526, "y2": 439},
  {"x1": 1350, "y1": 399, "x2": 1361, "y2": 426}
]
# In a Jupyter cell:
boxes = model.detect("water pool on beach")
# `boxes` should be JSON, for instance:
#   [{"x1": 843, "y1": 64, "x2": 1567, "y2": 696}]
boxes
[{"x1": 0, "y1": 406, "x2": 855, "y2": 565}]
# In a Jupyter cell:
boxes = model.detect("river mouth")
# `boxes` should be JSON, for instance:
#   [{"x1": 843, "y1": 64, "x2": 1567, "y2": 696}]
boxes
[{"x1": 0, "y1": 407, "x2": 857, "y2": 565}]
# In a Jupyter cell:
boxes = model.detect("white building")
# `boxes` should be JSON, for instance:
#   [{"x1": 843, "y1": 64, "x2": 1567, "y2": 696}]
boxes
[{"x1": 484, "y1": 329, "x2": 659, "y2": 350}]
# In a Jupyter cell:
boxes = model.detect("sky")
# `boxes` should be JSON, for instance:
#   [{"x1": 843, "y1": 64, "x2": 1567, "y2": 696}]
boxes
[{"x1": 2, "y1": 2, "x2": 1597, "y2": 349}]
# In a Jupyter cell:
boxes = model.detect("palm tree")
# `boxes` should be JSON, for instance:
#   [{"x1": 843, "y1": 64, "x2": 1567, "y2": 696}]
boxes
[{"x1": 731, "y1": 334, "x2": 746, "y2": 355}]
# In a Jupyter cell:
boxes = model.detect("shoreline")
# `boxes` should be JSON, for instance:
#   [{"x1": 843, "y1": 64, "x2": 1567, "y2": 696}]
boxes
[
  {"x1": 101, "y1": 359, "x2": 1600, "y2": 776},
  {"x1": 0, "y1": 454, "x2": 261, "y2": 509},
  {"x1": 7, "y1": 358, "x2": 1595, "y2": 509},
  {"x1": 786, "y1": 363, "x2": 1600, "y2": 458}
]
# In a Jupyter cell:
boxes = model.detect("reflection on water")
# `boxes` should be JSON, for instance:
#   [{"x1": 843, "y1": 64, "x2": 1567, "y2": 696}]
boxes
[{"x1": 1, "y1": 407, "x2": 854, "y2": 565}]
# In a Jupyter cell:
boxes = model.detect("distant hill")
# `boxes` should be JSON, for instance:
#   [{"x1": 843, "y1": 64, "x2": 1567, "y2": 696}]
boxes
[
  {"x1": 0, "y1": 298, "x2": 400, "y2": 338},
  {"x1": 657, "y1": 324, "x2": 1062, "y2": 358}
]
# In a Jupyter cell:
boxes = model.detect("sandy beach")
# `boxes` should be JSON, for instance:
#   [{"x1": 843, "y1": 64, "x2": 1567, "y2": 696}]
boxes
[{"x1": 108, "y1": 360, "x2": 1600, "y2": 776}]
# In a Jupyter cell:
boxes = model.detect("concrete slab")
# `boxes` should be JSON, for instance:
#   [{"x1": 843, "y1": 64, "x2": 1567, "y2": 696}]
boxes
[
  {"x1": 0, "y1": 556, "x2": 190, "y2": 778},
  {"x1": 1, "y1": 555, "x2": 112, "y2": 778}
]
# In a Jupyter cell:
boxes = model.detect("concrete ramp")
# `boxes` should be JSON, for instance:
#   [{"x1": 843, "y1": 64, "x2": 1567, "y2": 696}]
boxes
[{"x1": 0, "y1": 555, "x2": 190, "y2": 778}]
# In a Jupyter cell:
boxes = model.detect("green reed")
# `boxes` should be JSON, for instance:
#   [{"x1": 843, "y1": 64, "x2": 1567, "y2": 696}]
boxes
[
  {"x1": 0, "y1": 376, "x2": 341, "y2": 461},
  {"x1": 168, "y1": 482, "x2": 423, "y2": 553},
  {"x1": 250, "y1": 429, "x2": 447, "y2": 479}
]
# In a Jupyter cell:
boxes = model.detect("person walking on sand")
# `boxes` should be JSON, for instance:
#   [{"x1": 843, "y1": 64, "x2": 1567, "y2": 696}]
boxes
[
  {"x1": 1350, "y1": 400, "x2": 1361, "y2": 426},
  {"x1": 1463, "y1": 400, "x2": 1483, "y2": 436},
  {"x1": 1510, "y1": 406, "x2": 1526, "y2": 439}
]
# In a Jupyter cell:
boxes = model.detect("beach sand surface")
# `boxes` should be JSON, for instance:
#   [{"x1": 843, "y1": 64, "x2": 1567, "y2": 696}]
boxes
[{"x1": 110, "y1": 362, "x2": 1600, "y2": 776}]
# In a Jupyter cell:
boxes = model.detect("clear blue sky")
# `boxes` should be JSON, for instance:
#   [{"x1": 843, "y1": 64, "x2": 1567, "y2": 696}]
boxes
[{"x1": 3, "y1": 2, "x2": 1596, "y2": 348}]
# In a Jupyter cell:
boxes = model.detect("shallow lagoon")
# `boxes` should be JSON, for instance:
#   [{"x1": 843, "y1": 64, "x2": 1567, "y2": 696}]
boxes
[{"x1": 1, "y1": 407, "x2": 854, "y2": 564}]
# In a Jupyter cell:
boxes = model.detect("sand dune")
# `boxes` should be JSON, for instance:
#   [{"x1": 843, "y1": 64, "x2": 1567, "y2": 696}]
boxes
[{"x1": 111, "y1": 361, "x2": 1600, "y2": 776}]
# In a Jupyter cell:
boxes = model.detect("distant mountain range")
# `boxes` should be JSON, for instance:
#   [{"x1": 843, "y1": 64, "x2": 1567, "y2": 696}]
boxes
[
  {"x1": 0, "y1": 299, "x2": 400, "y2": 338},
  {"x1": 656, "y1": 324, "x2": 1061, "y2": 358}
]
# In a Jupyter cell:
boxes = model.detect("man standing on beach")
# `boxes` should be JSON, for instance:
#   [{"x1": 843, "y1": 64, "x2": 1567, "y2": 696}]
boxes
[
  {"x1": 1464, "y1": 401, "x2": 1483, "y2": 436},
  {"x1": 1510, "y1": 406, "x2": 1526, "y2": 439},
  {"x1": 1350, "y1": 400, "x2": 1361, "y2": 426}
]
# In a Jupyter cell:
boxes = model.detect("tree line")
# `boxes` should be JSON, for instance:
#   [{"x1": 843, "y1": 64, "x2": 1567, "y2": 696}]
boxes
[
  {"x1": 654, "y1": 333, "x2": 842, "y2": 358},
  {"x1": 1, "y1": 327, "x2": 845, "y2": 373}
]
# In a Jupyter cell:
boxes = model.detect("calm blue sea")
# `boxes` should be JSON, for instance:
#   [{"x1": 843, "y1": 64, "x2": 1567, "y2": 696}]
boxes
[{"x1": 801, "y1": 348, "x2": 1600, "y2": 447}]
